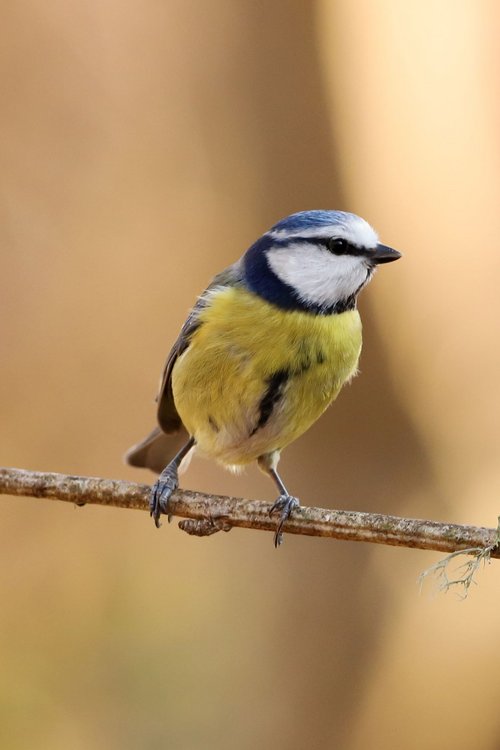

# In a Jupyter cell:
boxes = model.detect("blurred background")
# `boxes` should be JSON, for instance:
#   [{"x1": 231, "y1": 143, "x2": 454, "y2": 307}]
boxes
[{"x1": 2, "y1": 1, "x2": 500, "y2": 748}]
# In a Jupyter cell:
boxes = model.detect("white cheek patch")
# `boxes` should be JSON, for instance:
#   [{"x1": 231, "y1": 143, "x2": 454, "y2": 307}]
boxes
[{"x1": 266, "y1": 243, "x2": 372, "y2": 308}]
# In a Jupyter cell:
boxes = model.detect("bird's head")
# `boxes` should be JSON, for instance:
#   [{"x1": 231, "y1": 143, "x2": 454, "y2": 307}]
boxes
[{"x1": 243, "y1": 210, "x2": 401, "y2": 314}]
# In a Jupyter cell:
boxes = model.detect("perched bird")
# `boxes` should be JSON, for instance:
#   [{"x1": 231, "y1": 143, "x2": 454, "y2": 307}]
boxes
[{"x1": 126, "y1": 210, "x2": 401, "y2": 546}]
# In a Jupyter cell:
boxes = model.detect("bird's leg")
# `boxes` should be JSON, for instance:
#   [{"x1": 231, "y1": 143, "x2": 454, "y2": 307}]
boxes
[
  {"x1": 258, "y1": 454, "x2": 300, "y2": 547},
  {"x1": 268, "y1": 469, "x2": 300, "y2": 548},
  {"x1": 150, "y1": 436, "x2": 195, "y2": 528}
]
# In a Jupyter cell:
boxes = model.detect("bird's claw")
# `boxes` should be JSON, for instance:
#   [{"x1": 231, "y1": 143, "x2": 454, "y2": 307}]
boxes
[
  {"x1": 150, "y1": 467, "x2": 179, "y2": 528},
  {"x1": 269, "y1": 494, "x2": 300, "y2": 548}
]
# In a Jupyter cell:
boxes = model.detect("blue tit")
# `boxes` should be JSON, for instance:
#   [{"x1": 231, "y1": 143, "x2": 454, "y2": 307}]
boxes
[{"x1": 126, "y1": 210, "x2": 401, "y2": 546}]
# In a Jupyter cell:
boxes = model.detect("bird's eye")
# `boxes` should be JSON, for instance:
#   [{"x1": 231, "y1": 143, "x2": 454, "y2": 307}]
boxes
[{"x1": 327, "y1": 237, "x2": 350, "y2": 254}]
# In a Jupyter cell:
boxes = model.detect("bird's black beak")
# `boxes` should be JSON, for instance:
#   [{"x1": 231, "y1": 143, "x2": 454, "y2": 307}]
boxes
[{"x1": 373, "y1": 244, "x2": 402, "y2": 264}]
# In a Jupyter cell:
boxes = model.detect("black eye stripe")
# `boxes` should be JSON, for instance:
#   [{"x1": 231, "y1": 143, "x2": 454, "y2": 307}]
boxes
[
  {"x1": 270, "y1": 234, "x2": 375, "y2": 257},
  {"x1": 326, "y1": 237, "x2": 374, "y2": 257}
]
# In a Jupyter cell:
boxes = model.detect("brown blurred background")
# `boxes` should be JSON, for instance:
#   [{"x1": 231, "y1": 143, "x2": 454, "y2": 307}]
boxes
[{"x1": 2, "y1": 1, "x2": 500, "y2": 748}]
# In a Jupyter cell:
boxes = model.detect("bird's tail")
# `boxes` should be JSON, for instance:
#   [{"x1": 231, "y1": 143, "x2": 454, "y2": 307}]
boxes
[{"x1": 125, "y1": 426, "x2": 193, "y2": 475}]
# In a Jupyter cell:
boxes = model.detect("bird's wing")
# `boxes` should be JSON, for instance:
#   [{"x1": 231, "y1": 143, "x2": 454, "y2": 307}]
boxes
[
  {"x1": 125, "y1": 261, "x2": 244, "y2": 473},
  {"x1": 156, "y1": 260, "x2": 244, "y2": 433}
]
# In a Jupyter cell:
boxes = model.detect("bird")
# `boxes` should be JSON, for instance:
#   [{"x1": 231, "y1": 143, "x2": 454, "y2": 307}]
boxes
[{"x1": 126, "y1": 210, "x2": 401, "y2": 546}]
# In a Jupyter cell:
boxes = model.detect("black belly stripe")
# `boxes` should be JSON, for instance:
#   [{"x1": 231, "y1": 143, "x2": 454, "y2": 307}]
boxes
[
  {"x1": 315, "y1": 348, "x2": 326, "y2": 365},
  {"x1": 251, "y1": 369, "x2": 290, "y2": 436},
  {"x1": 208, "y1": 415, "x2": 220, "y2": 432}
]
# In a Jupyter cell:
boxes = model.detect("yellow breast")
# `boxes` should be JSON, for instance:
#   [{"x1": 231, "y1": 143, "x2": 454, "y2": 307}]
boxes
[{"x1": 171, "y1": 287, "x2": 362, "y2": 466}]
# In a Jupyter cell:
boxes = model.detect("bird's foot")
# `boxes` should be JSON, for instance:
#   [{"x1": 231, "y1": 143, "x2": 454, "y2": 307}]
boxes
[
  {"x1": 269, "y1": 494, "x2": 300, "y2": 548},
  {"x1": 150, "y1": 465, "x2": 179, "y2": 528},
  {"x1": 178, "y1": 513, "x2": 232, "y2": 537}
]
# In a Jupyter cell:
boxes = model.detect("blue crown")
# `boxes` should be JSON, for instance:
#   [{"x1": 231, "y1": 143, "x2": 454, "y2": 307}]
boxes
[{"x1": 269, "y1": 210, "x2": 352, "y2": 234}]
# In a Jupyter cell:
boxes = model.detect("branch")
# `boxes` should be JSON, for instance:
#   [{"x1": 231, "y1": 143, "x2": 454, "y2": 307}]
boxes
[{"x1": 1, "y1": 466, "x2": 499, "y2": 559}]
